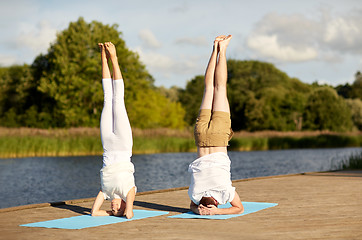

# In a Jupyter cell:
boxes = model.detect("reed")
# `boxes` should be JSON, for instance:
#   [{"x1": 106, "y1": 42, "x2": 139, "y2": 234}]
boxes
[
  {"x1": 228, "y1": 134, "x2": 362, "y2": 151},
  {"x1": 228, "y1": 137, "x2": 269, "y2": 151},
  {"x1": 0, "y1": 134, "x2": 196, "y2": 158},
  {"x1": 342, "y1": 152, "x2": 362, "y2": 170},
  {"x1": 0, "y1": 136, "x2": 103, "y2": 158},
  {"x1": 0, "y1": 127, "x2": 361, "y2": 158}
]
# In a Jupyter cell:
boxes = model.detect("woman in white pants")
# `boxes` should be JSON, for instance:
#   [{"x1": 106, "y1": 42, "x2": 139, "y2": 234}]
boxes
[{"x1": 91, "y1": 42, "x2": 136, "y2": 219}]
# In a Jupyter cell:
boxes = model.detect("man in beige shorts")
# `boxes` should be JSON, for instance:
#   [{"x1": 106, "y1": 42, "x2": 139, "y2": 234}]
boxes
[{"x1": 188, "y1": 35, "x2": 244, "y2": 215}]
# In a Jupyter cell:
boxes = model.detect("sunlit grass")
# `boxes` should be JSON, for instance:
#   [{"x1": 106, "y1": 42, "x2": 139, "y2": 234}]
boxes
[
  {"x1": 0, "y1": 127, "x2": 361, "y2": 158},
  {"x1": 228, "y1": 134, "x2": 362, "y2": 151},
  {"x1": 0, "y1": 127, "x2": 196, "y2": 158},
  {"x1": 342, "y1": 152, "x2": 362, "y2": 170},
  {"x1": 0, "y1": 136, "x2": 103, "y2": 158}
]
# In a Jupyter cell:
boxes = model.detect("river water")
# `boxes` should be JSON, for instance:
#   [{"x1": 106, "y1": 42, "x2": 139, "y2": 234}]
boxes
[{"x1": 0, "y1": 147, "x2": 360, "y2": 209}]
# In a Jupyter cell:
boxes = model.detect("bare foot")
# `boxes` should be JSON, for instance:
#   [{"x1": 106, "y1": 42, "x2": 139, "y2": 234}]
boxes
[
  {"x1": 213, "y1": 35, "x2": 225, "y2": 51},
  {"x1": 218, "y1": 35, "x2": 232, "y2": 50},
  {"x1": 104, "y1": 42, "x2": 117, "y2": 59},
  {"x1": 98, "y1": 43, "x2": 109, "y2": 59},
  {"x1": 216, "y1": 35, "x2": 226, "y2": 41}
]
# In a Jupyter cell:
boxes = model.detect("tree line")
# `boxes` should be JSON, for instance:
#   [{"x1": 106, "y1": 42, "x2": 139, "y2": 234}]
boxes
[
  {"x1": 179, "y1": 63, "x2": 362, "y2": 132},
  {"x1": 0, "y1": 18, "x2": 361, "y2": 132}
]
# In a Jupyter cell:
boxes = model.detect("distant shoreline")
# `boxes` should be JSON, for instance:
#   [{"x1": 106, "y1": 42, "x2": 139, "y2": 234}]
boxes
[{"x1": 0, "y1": 127, "x2": 361, "y2": 158}]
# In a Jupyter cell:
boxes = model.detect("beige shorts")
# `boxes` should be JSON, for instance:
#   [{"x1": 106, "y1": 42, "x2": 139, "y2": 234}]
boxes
[{"x1": 194, "y1": 109, "x2": 233, "y2": 147}]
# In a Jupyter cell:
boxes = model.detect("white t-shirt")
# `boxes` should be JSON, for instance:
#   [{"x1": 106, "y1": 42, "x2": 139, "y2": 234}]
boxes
[
  {"x1": 188, "y1": 152, "x2": 236, "y2": 205},
  {"x1": 100, "y1": 151, "x2": 137, "y2": 201},
  {"x1": 102, "y1": 150, "x2": 132, "y2": 167}
]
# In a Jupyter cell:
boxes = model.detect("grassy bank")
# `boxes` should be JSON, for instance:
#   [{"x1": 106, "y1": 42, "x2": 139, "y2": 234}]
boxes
[
  {"x1": 0, "y1": 127, "x2": 361, "y2": 158},
  {"x1": 342, "y1": 151, "x2": 362, "y2": 169},
  {"x1": 229, "y1": 134, "x2": 362, "y2": 151},
  {"x1": 0, "y1": 127, "x2": 195, "y2": 158}
]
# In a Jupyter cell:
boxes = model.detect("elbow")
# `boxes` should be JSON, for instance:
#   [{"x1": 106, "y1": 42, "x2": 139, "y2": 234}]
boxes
[
  {"x1": 237, "y1": 209, "x2": 244, "y2": 214},
  {"x1": 237, "y1": 205, "x2": 244, "y2": 214},
  {"x1": 190, "y1": 205, "x2": 199, "y2": 215},
  {"x1": 191, "y1": 208, "x2": 199, "y2": 215}
]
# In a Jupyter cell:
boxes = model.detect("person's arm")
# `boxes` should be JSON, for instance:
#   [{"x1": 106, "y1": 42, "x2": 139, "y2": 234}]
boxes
[
  {"x1": 124, "y1": 187, "x2": 136, "y2": 219},
  {"x1": 91, "y1": 191, "x2": 112, "y2": 216},
  {"x1": 190, "y1": 201, "x2": 213, "y2": 215},
  {"x1": 202, "y1": 192, "x2": 244, "y2": 215},
  {"x1": 190, "y1": 201, "x2": 200, "y2": 214}
]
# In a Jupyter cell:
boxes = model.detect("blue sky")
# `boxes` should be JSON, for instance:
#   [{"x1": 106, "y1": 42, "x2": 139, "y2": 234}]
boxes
[{"x1": 1, "y1": 0, "x2": 361, "y2": 88}]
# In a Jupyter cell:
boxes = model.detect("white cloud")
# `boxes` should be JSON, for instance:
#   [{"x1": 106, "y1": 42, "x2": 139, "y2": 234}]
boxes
[
  {"x1": 138, "y1": 29, "x2": 162, "y2": 49},
  {"x1": 134, "y1": 47, "x2": 174, "y2": 71},
  {"x1": 323, "y1": 14, "x2": 362, "y2": 53},
  {"x1": 175, "y1": 36, "x2": 208, "y2": 47},
  {"x1": 247, "y1": 34, "x2": 318, "y2": 62},
  {"x1": 16, "y1": 20, "x2": 57, "y2": 55},
  {"x1": 133, "y1": 46, "x2": 203, "y2": 81},
  {"x1": 247, "y1": 9, "x2": 362, "y2": 62}
]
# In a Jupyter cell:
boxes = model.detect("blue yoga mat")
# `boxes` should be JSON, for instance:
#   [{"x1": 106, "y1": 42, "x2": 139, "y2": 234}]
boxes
[
  {"x1": 20, "y1": 209, "x2": 169, "y2": 229},
  {"x1": 168, "y1": 202, "x2": 277, "y2": 220}
]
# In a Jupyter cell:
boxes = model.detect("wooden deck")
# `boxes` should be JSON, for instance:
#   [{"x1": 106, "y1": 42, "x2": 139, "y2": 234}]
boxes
[{"x1": 1, "y1": 170, "x2": 361, "y2": 240}]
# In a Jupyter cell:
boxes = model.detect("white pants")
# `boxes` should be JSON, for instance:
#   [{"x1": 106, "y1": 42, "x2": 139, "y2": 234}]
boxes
[{"x1": 100, "y1": 78, "x2": 133, "y2": 167}]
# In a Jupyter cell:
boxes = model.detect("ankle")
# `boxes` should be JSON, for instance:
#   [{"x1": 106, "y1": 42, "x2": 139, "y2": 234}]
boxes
[{"x1": 219, "y1": 47, "x2": 227, "y2": 53}]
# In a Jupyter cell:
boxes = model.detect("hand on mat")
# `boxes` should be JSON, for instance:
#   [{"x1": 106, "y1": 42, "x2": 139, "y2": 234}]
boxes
[
  {"x1": 198, "y1": 204, "x2": 218, "y2": 215},
  {"x1": 124, "y1": 208, "x2": 134, "y2": 219}
]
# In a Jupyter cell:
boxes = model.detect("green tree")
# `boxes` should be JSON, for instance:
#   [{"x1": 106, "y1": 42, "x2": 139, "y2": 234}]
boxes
[
  {"x1": 0, "y1": 65, "x2": 33, "y2": 127},
  {"x1": 350, "y1": 71, "x2": 362, "y2": 100},
  {"x1": 303, "y1": 87, "x2": 353, "y2": 131},
  {"x1": 158, "y1": 86, "x2": 181, "y2": 102},
  {"x1": 336, "y1": 83, "x2": 352, "y2": 98},
  {"x1": 227, "y1": 60, "x2": 311, "y2": 131},
  {"x1": 0, "y1": 59, "x2": 63, "y2": 128},
  {"x1": 37, "y1": 17, "x2": 184, "y2": 128},
  {"x1": 345, "y1": 98, "x2": 362, "y2": 130},
  {"x1": 243, "y1": 92, "x2": 267, "y2": 131},
  {"x1": 337, "y1": 71, "x2": 362, "y2": 100},
  {"x1": 178, "y1": 75, "x2": 204, "y2": 126},
  {"x1": 127, "y1": 88, "x2": 185, "y2": 129},
  {"x1": 178, "y1": 60, "x2": 312, "y2": 131}
]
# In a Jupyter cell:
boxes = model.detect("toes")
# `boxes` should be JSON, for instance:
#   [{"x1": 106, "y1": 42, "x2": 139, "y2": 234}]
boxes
[{"x1": 98, "y1": 43, "x2": 105, "y2": 51}]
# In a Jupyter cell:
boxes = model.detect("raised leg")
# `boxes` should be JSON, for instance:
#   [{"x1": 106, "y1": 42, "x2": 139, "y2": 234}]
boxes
[
  {"x1": 99, "y1": 43, "x2": 113, "y2": 149},
  {"x1": 99, "y1": 43, "x2": 111, "y2": 79},
  {"x1": 104, "y1": 42, "x2": 133, "y2": 152},
  {"x1": 104, "y1": 42, "x2": 123, "y2": 81},
  {"x1": 199, "y1": 36, "x2": 225, "y2": 110},
  {"x1": 212, "y1": 35, "x2": 232, "y2": 113}
]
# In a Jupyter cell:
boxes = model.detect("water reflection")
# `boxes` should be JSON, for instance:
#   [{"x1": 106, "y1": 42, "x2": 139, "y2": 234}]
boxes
[{"x1": 0, "y1": 147, "x2": 360, "y2": 209}]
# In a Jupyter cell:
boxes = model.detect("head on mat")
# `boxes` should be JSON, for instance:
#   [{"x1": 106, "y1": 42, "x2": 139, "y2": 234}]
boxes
[
  {"x1": 200, "y1": 197, "x2": 219, "y2": 207},
  {"x1": 111, "y1": 199, "x2": 126, "y2": 216},
  {"x1": 188, "y1": 35, "x2": 244, "y2": 216}
]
